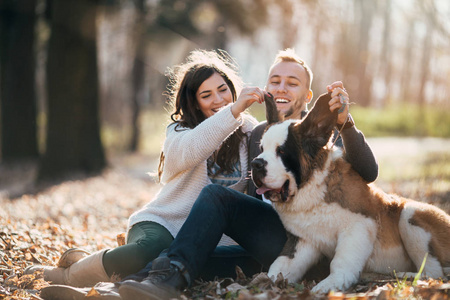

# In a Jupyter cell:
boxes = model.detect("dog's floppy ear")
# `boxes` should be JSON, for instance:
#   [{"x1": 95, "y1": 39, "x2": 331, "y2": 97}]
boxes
[
  {"x1": 294, "y1": 92, "x2": 338, "y2": 149},
  {"x1": 264, "y1": 92, "x2": 283, "y2": 125}
]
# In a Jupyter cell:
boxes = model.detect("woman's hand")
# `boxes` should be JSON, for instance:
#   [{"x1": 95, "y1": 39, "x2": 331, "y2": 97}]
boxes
[
  {"x1": 327, "y1": 81, "x2": 350, "y2": 125},
  {"x1": 231, "y1": 87, "x2": 266, "y2": 118}
]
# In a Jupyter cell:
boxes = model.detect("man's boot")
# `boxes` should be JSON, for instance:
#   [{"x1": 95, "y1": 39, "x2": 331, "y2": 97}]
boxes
[
  {"x1": 118, "y1": 256, "x2": 189, "y2": 300},
  {"x1": 25, "y1": 249, "x2": 110, "y2": 287},
  {"x1": 40, "y1": 282, "x2": 121, "y2": 300}
]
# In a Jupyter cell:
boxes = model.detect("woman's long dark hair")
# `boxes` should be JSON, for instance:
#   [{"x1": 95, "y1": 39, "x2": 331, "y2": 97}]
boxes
[{"x1": 158, "y1": 50, "x2": 246, "y2": 181}]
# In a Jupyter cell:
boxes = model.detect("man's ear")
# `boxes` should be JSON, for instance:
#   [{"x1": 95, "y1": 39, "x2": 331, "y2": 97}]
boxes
[
  {"x1": 294, "y1": 92, "x2": 338, "y2": 148},
  {"x1": 264, "y1": 92, "x2": 283, "y2": 125},
  {"x1": 306, "y1": 90, "x2": 313, "y2": 104}
]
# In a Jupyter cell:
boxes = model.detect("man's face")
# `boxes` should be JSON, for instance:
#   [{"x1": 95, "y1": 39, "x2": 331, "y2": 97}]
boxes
[{"x1": 265, "y1": 61, "x2": 312, "y2": 119}]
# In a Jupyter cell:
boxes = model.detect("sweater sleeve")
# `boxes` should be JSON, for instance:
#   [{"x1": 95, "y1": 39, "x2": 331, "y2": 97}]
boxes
[
  {"x1": 340, "y1": 125, "x2": 379, "y2": 183},
  {"x1": 161, "y1": 105, "x2": 242, "y2": 183}
]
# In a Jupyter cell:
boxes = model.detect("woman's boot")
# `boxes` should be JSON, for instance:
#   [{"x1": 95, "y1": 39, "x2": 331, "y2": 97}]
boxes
[{"x1": 26, "y1": 249, "x2": 110, "y2": 287}]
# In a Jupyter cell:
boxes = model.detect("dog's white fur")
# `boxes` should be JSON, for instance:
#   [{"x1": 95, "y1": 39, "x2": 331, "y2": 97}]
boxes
[{"x1": 255, "y1": 120, "x2": 450, "y2": 294}]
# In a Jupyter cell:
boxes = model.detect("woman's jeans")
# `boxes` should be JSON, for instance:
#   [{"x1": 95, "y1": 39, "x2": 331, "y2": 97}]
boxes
[{"x1": 167, "y1": 184, "x2": 287, "y2": 280}]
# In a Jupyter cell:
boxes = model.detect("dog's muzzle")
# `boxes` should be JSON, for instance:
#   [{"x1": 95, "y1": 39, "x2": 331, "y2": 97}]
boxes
[
  {"x1": 250, "y1": 158, "x2": 267, "y2": 188},
  {"x1": 251, "y1": 158, "x2": 290, "y2": 202}
]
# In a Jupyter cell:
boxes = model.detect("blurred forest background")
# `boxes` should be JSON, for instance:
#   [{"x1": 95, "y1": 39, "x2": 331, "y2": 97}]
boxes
[
  {"x1": 0, "y1": 0, "x2": 449, "y2": 187},
  {"x1": 0, "y1": 1, "x2": 450, "y2": 298},
  {"x1": 1, "y1": 1, "x2": 450, "y2": 298}
]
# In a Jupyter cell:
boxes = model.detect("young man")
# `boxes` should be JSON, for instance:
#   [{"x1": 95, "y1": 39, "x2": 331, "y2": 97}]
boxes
[
  {"x1": 40, "y1": 49, "x2": 378, "y2": 300},
  {"x1": 248, "y1": 49, "x2": 377, "y2": 198}
]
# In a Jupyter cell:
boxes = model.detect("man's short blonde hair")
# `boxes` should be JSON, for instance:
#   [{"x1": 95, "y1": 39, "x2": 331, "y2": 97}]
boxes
[{"x1": 270, "y1": 48, "x2": 313, "y2": 89}]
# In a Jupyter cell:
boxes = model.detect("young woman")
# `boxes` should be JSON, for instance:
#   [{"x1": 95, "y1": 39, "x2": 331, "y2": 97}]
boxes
[
  {"x1": 116, "y1": 50, "x2": 380, "y2": 300},
  {"x1": 27, "y1": 49, "x2": 266, "y2": 287}
]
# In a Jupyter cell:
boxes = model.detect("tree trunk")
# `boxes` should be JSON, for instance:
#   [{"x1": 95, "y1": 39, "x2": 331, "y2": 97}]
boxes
[
  {"x1": 417, "y1": 9, "x2": 435, "y2": 108},
  {"x1": 38, "y1": 0, "x2": 105, "y2": 180},
  {"x1": 129, "y1": 56, "x2": 144, "y2": 152},
  {"x1": 129, "y1": 3, "x2": 146, "y2": 152},
  {"x1": 0, "y1": 0, "x2": 38, "y2": 162},
  {"x1": 336, "y1": 4, "x2": 358, "y2": 97},
  {"x1": 354, "y1": 0, "x2": 375, "y2": 107},
  {"x1": 280, "y1": 0, "x2": 298, "y2": 49},
  {"x1": 380, "y1": 0, "x2": 392, "y2": 106},
  {"x1": 400, "y1": 17, "x2": 415, "y2": 103},
  {"x1": 310, "y1": 4, "x2": 327, "y2": 93}
]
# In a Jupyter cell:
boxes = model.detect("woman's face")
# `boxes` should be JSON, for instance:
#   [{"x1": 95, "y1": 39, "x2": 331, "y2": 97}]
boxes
[{"x1": 196, "y1": 72, "x2": 233, "y2": 118}]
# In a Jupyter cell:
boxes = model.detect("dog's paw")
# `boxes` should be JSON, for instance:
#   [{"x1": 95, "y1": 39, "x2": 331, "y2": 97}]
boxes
[
  {"x1": 311, "y1": 273, "x2": 357, "y2": 294},
  {"x1": 268, "y1": 257, "x2": 291, "y2": 281}
]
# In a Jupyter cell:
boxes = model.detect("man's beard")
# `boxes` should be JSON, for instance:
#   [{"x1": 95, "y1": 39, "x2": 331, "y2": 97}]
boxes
[
  {"x1": 283, "y1": 107, "x2": 294, "y2": 118},
  {"x1": 281, "y1": 96, "x2": 306, "y2": 119}
]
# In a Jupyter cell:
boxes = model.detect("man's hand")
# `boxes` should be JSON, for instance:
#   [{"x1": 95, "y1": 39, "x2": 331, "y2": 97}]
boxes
[{"x1": 327, "y1": 81, "x2": 349, "y2": 125}]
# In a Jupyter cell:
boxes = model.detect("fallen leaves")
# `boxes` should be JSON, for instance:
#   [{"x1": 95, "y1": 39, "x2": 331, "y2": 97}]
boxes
[
  {"x1": 1, "y1": 158, "x2": 449, "y2": 299},
  {"x1": 1, "y1": 163, "x2": 157, "y2": 299},
  {"x1": 184, "y1": 270, "x2": 450, "y2": 300}
]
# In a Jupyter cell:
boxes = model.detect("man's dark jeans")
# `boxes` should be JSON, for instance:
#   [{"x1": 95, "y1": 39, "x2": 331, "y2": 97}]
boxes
[{"x1": 167, "y1": 184, "x2": 287, "y2": 281}]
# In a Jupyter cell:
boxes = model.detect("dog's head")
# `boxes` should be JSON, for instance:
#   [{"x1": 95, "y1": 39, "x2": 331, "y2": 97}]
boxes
[{"x1": 251, "y1": 92, "x2": 338, "y2": 202}]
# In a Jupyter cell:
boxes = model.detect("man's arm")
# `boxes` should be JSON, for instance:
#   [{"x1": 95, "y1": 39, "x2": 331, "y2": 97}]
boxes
[
  {"x1": 327, "y1": 82, "x2": 378, "y2": 183},
  {"x1": 339, "y1": 122, "x2": 378, "y2": 183}
]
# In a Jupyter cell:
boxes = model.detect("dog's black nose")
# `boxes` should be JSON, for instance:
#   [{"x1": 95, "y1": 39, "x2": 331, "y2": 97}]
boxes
[{"x1": 251, "y1": 158, "x2": 267, "y2": 171}]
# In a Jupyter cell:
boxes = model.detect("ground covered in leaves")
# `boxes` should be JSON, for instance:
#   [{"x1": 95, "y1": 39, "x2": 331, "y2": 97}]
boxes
[{"x1": 1, "y1": 151, "x2": 449, "y2": 300}]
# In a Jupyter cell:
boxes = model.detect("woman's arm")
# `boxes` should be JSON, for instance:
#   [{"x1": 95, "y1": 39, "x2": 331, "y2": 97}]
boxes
[
  {"x1": 162, "y1": 87, "x2": 264, "y2": 182},
  {"x1": 162, "y1": 105, "x2": 242, "y2": 182}
]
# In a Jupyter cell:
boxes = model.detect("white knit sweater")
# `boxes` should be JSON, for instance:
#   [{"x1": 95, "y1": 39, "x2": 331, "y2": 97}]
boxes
[{"x1": 127, "y1": 105, "x2": 258, "y2": 246}]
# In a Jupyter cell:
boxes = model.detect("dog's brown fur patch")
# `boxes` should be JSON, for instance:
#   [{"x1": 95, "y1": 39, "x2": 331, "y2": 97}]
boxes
[
  {"x1": 410, "y1": 207, "x2": 450, "y2": 265},
  {"x1": 323, "y1": 156, "x2": 412, "y2": 251}
]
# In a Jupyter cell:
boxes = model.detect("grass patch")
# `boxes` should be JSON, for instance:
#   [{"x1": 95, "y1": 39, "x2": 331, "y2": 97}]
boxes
[
  {"x1": 376, "y1": 151, "x2": 450, "y2": 182},
  {"x1": 102, "y1": 109, "x2": 169, "y2": 156},
  {"x1": 351, "y1": 103, "x2": 450, "y2": 138},
  {"x1": 413, "y1": 253, "x2": 428, "y2": 286},
  {"x1": 101, "y1": 102, "x2": 450, "y2": 156},
  {"x1": 139, "y1": 109, "x2": 171, "y2": 156},
  {"x1": 422, "y1": 153, "x2": 450, "y2": 180},
  {"x1": 250, "y1": 102, "x2": 450, "y2": 138}
]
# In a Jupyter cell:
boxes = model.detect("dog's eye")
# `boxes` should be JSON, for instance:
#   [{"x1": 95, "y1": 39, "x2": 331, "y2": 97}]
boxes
[{"x1": 276, "y1": 146, "x2": 285, "y2": 156}]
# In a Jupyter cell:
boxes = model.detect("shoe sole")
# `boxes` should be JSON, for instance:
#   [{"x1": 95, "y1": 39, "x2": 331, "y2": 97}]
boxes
[
  {"x1": 40, "y1": 285, "x2": 86, "y2": 300},
  {"x1": 40, "y1": 285, "x2": 121, "y2": 300},
  {"x1": 119, "y1": 284, "x2": 177, "y2": 300}
]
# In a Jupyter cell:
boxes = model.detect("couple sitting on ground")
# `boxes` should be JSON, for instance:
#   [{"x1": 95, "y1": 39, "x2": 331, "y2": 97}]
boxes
[{"x1": 28, "y1": 48, "x2": 378, "y2": 300}]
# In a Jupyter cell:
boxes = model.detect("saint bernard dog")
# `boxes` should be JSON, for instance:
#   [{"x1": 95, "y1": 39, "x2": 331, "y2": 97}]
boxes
[{"x1": 251, "y1": 92, "x2": 450, "y2": 293}]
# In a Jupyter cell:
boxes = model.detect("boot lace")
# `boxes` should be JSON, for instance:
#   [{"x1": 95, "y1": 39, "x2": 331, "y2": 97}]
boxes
[{"x1": 146, "y1": 265, "x2": 178, "y2": 284}]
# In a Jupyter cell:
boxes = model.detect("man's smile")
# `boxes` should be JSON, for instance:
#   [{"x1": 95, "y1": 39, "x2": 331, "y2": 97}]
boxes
[{"x1": 275, "y1": 98, "x2": 291, "y2": 104}]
